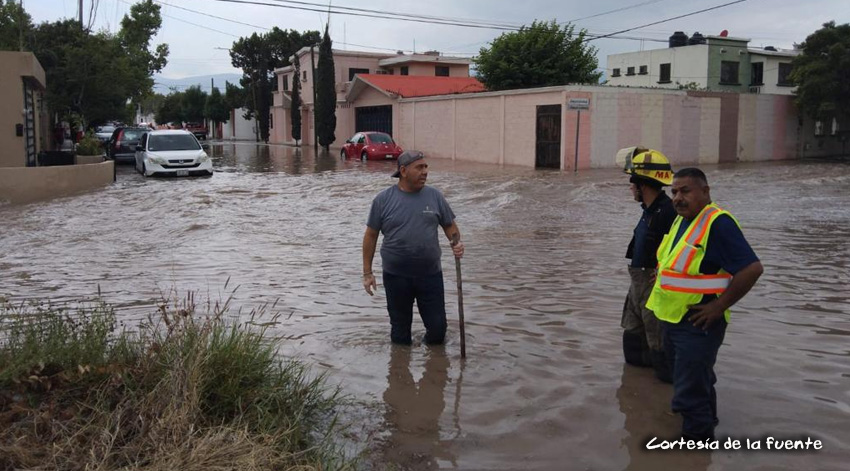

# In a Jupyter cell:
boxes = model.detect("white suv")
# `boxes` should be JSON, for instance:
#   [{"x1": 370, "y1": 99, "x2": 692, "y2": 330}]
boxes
[{"x1": 135, "y1": 130, "x2": 213, "y2": 177}]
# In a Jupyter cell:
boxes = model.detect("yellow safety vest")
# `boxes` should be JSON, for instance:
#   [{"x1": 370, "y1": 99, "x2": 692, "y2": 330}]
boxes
[{"x1": 646, "y1": 203, "x2": 739, "y2": 323}]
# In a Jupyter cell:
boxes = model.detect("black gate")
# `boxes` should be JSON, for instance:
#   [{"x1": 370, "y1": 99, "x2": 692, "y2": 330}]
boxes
[
  {"x1": 23, "y1": 81, "x2": 36, "y2": 167},
  {"x1": 535, "y1": 104, "x2": 561, "y2": 169},
  {"x1": 355, "y1": 105, "x2": 392, "y2": 135}
]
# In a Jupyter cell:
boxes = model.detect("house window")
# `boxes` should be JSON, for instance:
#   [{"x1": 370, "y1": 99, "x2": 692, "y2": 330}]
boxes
[
  {"x1": 612, "y1": 68, "x2": 621, "y2": 77},
  {"x1": 401, "y1": 66, "x2": 409, "y2": 76},
  {"x1": 750, "y1": 62, "x2": 764, "y2": 85},
  {"x1": 348, "y1": 68, "x2": 369, "y2": 81},
  {"x1": 302, "y1": 70, "x2": 307, "y2": 81},
  {"x1": 720, "y1": 61, "x2": 740, "y2": 85},
  {"x1": 269, "y1": 113, "x2": 273, "y2": 129},
  {"x1": 659, "y1": 63, "x2": 671, "y2": 83},
  {"x1": 626, "y1": 66, "x2": 635, "y2": 76},
  {"x1": 435, "y1": 66, "x2": 450, "y2": 77},
  {"x1": 778, "y1": 63, "x2": 793, "y2": 86},
  {"x1": 282, "y1": 75, "x2": 289, "y2": 91},
  {"x1": 638, "y1": 65, "x2": 648, "y2": 75}
]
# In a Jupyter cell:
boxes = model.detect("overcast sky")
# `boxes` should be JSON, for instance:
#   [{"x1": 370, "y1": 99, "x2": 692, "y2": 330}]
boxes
[{"x1": 25, "y1": 0, "x2": 850, "y2": 79}]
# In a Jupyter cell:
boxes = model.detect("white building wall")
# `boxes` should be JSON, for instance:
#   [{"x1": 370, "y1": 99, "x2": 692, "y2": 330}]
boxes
[
  {"x1": 222, "y1": 108, "x2": 258, "y2": 141},
  {"x1": 607, "y1": 45, "x2": 709, "y2": 89},
  {"x1": 754, "y1": 54, "x2": 796, "y2": 95}
]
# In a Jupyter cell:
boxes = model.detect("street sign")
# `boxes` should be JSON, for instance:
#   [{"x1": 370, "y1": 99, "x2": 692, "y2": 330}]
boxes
[{"x1": 567, "y1": 98, "x2": 590, "y2": 110}]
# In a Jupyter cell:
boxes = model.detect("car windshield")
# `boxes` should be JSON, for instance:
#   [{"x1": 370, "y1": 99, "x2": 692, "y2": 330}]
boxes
[
  {"x1": 121, "y1": 129, "x2": 145, "y2": 141},
  {"x1": 97, "y1": 126, "x2": 115, "y2": 133},
  {"x1": 148, "y1": 134, "x2": 200, "y2": 151},
  {"x1": 370, "y1": 133, "x2": 393, "y2": 144}
]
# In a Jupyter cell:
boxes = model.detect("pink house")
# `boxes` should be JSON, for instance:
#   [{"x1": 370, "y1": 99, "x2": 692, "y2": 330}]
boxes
[{"x1": 269, "y1": 49, "x2": 483, "y2": 147}]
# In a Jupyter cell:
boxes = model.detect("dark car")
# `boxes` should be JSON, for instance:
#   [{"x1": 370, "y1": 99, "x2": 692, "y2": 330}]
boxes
[
  {"x1": 94, "y1": 125, "x2": 117, "y2": 144},
  {"x1": 341, "y1": 132, "x2": 403, "y2": 161},
  {"x1": 106, "y1": 127, "x2": 149, "y2": 163}
]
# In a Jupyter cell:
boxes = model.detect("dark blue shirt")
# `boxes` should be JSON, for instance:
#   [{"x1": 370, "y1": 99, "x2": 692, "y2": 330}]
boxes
[
  {"x1": 671, "y1": 212, "x2": 760, "y2": 306},
  {"x1": 671, "y1": 213, "x2": 759, "y2": 276}
]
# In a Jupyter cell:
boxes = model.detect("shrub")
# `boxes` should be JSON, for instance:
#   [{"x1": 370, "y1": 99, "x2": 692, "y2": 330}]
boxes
[
  {"x1": 0, "y1": 292, "x2": 354, "y2": 470},
  {"x1": 76, "y1": 131, "x2": 103, "y2": 155}
]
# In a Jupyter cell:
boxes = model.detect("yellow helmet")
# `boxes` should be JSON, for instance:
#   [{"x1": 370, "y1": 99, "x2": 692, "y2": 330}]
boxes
[{"x1": 616, "y1": 146, "x2": 673, "y2": 186}]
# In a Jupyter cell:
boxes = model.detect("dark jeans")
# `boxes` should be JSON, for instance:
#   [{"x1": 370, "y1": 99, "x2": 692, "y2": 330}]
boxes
[
  {"x1": 663, "y1": 312, "x2": 727, "y2": 440},
  {"x1": 383, "y1": 271, "x2": 447, "y2": 345}
]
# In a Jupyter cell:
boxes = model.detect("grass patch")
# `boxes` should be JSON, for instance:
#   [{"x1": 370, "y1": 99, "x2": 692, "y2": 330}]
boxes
[{"x1": 0, "y1": 290, "x2": 354, "y2": 470}]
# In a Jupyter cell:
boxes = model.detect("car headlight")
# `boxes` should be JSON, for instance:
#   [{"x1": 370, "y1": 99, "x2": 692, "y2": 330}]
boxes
[
  {"x1": 198, "y1": 153, "x2": 210, "y2": 162},
  {"x1": 148, "y1": 156, "x2": 167, "y2": 165}
]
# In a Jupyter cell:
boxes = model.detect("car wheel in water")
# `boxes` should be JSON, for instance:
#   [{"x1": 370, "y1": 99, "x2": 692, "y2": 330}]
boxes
[
  {"x1": 340, "y1": 149, "x2": 347, "y2": 159},
  {"x1": 361, "y1": 151, "x2": 368, "y2": 161}
]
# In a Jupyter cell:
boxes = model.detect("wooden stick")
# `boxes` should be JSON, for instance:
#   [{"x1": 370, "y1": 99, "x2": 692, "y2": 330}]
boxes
[
  {"x1": 455, "y1": 257, "x2": 466, "y2": 358},
  {"x1": 451, "y1": 234, "x2": 466, "y2": 359}
]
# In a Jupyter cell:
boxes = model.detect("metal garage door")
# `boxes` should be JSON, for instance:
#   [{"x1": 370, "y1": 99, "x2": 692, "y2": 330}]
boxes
[{"x1": 355, "y1": 105, "x2": 392, "y2": 136}]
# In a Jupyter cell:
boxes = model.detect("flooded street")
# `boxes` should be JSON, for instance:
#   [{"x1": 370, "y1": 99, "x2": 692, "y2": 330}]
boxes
[{"x1": 1, "y1": 143, "x2": 848, "y2": 470}]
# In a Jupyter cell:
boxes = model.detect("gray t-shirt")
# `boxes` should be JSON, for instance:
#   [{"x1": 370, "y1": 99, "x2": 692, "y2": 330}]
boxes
[{"x1": 367, "y1": 185, "x2": 456, "y2": 277}]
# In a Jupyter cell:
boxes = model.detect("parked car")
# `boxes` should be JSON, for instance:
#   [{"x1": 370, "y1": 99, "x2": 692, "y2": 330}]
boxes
[
  {"x1": 94, "y1": 125, "x2": 116, "y2": 144},
  {"x1": 106, "y1": 127, "x2": 149, "y2": 164},
  {"x1": 341, "y1": 132, "x2": 403, "y2": 161},
  {"x1": 184, "y1": 122, "x2": 208, "y2": 140},
  {"x1": 135, "y1": 130, "x2": 213, "y2": 177}
]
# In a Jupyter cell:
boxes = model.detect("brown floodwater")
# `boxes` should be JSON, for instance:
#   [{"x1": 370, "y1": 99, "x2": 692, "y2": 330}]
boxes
[{"x1": 1, "y1": 143, "x2": 848, "y2": 470}]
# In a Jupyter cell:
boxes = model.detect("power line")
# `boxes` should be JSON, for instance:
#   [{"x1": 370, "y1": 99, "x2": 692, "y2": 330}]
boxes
[
  {"x1": 203, "y1": 0, "x2": 521, "y2": 31},
  {"x1": 118, "y1": 0, "x2": 240, "y2": 36},
  {"x1": 564, "y1": 0, "x2": 667, "y2": 23},
  {"x1": 157, "y1": 0, "x2": 271, "y2": 31},
  {"x1": 260, "y1": 0, "x2": 523, "y2": 29},
  {"x1": 587, "y1": 0, "x2": 750, "y2": 42}
]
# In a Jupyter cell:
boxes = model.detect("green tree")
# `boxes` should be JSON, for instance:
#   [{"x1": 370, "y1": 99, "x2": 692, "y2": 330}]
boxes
[
  {"x1": 181, "y1": 85, "x2": 208, "y2": 122},
  {"x1": 117, "y1": 0, "x2": 168, "y2": 103},
  {"x1": 230, "y1": 27, "x2": 320, "y2": 142},
  {"x1": 156, "y1": 92, "x2": 183, "y2": 125},
  {"x1": 225, "y1": 81, "x2": 248, "y2": 111},
  {"x1": 474, "y1": 20, "x2": 601, "y2": 91},
  {"x1": 315, "y1": 25, "x2": 336, "y2": 150},
  {"x1": 0, "y1": 0, "x2": 32, "y2": 50},
  {"x1": 290, "y1": 60, "x2": 302, "y2": 143},
  {"x1": 791, "y1": 21, "x2": 850, "y2": 122},
  {"x1": 20, "y1": 1, "x2": 167, "y2": 126},
  {"x1": 205, "y1": 86, "x2": 229, "y2": 124}
]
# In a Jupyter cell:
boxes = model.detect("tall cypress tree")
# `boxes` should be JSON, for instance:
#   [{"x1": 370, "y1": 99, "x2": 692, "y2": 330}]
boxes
[
  {"x1": 315, "y1": 25, "x2": 336, "y2": 150},
  {"x1": 290, "y1": 60, "x2": 302, "y2": 144}
]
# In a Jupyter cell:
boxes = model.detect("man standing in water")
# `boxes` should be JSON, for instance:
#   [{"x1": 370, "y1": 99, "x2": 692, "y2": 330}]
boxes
[
  {"x1": 362, "y1": 151, "x2": 464, "y2": 345},
  {"x1": 646, "y1": 167, "x2": 763, "y2": 440},
  {"x1": 618, "y1": 147, "x2": 677, "y2": 383}
]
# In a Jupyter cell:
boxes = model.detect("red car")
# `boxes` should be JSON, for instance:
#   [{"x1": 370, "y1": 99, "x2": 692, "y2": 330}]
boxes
[{"x1": 341, "y1": 132, "x2": 403, "y2": 161}]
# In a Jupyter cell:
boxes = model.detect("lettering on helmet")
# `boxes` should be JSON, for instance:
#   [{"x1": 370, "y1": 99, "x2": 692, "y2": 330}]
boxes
[{"x1": 655, "y1": 171, "x2": 671, "y2": 180}]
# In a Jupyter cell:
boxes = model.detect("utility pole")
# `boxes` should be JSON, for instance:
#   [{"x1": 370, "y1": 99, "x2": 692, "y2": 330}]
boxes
[
  {"x1": 78, "y1": 0, "x2": 83, "y2": 30},
  {"x1": 310, "y1": 44, "x2": 318, "y2": 154}
]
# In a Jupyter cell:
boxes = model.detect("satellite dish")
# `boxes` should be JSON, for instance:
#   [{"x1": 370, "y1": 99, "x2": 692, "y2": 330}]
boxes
[{"x1": 719, "y1": 29, "x2": 729, "y2": 37}]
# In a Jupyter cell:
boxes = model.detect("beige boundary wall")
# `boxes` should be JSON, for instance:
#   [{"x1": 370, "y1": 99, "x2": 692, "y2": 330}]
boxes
[
  {"x1": 0, "y1": 161, "x2": 114, "y2": 205},
  {"x1": 394, "y1": 85, "x2": 824, "y2": 170}
]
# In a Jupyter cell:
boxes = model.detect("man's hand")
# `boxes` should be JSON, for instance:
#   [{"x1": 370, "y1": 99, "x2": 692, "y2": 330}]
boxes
[
  {"x1": 689, "y1": 300, "x2": 725, "y2": 330},
  {"x1": 450, "y1": 232, "x2": 464, "y2": 259},
  {"x1": 451, "y1": 240, "x2": 464, "y2": 258},
  {"x1": 363, "y1": 273, "x2": 377, "y2": 296}
]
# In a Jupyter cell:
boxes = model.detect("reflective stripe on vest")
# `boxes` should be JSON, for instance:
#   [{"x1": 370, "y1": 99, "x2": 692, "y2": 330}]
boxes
[
  {"x1": 668, "y1": 207, "x2": 720, "y2": 273},
  {"x1": 659, "y1": 269, "x2": 731, "y2": 294}
]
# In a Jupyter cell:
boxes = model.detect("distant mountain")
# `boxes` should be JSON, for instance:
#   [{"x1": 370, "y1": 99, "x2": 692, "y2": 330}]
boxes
[{"x1": 153, "y1": 73, "x2": 243, "y2": 94}]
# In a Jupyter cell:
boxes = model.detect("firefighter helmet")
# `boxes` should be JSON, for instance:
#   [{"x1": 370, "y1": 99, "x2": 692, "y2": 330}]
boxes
[{"x1": 616, "y1": 146, "x2": 673, "y2": 186}]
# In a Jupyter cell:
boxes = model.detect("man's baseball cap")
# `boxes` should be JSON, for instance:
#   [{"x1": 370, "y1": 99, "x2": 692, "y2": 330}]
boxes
[{"x1": 392, "y1": 150, "x2": 425, "y2": 178}]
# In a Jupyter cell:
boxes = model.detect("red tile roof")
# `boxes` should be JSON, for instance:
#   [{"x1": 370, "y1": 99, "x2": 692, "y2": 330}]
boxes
[{"x1": 358, "y1": 74, "x2": 486, "y2": 98}]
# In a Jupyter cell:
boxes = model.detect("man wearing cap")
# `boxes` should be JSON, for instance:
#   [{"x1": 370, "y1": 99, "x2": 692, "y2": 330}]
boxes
[
  {"x1": 362, "y1": 151, "x2": 464, "y2": 345},
  {"x1": 647, "y1": 167, "x2": 763, "y2": 440}
]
